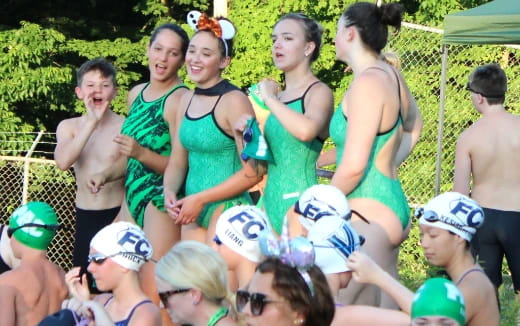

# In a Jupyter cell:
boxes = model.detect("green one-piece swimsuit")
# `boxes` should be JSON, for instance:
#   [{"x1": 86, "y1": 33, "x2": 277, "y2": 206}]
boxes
[
  {"x1": 179, "y1": 94, "x2": 252, "y2": 229},
  {"x1": 329, "y1": 67, "x2": 410, "y2": 229},
  {"x1": 121, "y1": 83, "x2": 187, "y2": 227},
  {"x1": 263, "y1": 81, "x2": 324, "y2": 234}
]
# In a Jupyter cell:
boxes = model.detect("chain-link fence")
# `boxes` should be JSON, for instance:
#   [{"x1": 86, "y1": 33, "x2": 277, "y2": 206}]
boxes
[
  {"x1": 0, "y1": 132, "x2": 76, "y2": 270},
  {"x1": 1, "y1": 23, "x2": 520, "y2": 278}
]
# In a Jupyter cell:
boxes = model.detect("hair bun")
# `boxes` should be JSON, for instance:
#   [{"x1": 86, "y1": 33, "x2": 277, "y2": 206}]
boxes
[{"x1": 380, "y1": 3, "x2": 404, "y2": 29}]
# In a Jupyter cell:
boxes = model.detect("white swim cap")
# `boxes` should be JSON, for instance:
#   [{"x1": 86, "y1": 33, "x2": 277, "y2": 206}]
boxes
[
  {"x1": 417, "y1": 192, "x2": 484, "y2": 241},
  {"x1": 307, "y1": 216, "x2": 363, "y2": 274},
  {"x1": 295, "y1": 184, "x2": 350, "y2": 230},
  {"x1": 215, "y1": 205, "x2": 270, "y2": 262},
  {"x1": 90, "y1": 222, "x2": 153, "y2": 271}
]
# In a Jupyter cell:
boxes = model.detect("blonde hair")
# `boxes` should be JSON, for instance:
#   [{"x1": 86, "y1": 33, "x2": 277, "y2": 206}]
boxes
[
  {"x1": 380, "y1": 51, "x2": 401, "y2": 70},
  {"x1": 156, "y1": 241, "x2": 235, "y2": 307}
]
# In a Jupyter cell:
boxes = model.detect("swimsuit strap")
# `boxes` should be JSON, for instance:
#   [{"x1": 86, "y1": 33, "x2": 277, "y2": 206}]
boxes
[
  {"x1": 364, "y1": 66, "x2": 403, "y2": 135},
  {"x1": 207, "y1": 306, "x2": 228, "y2": 326},
  {"x1": 455, "y1": 267, "x2": 485, "y2": 286},
  {"x1": 301, "y1": 80, "x2": 321, "y2": 101},
  {"x1": 123, "y1": 299, "x2": 153, "y2": 323},
  {"x1": 185, "y1": 94, "x2": 224, "y2": 119},
  {"x1": 104, "y1": 295, "x2": 114, "y2": 307}
]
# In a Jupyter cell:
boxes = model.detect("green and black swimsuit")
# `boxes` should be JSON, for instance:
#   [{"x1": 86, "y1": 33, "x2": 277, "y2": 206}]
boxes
[{"x1": 121, "y1": 83, "x2": 187, "y2": 227}]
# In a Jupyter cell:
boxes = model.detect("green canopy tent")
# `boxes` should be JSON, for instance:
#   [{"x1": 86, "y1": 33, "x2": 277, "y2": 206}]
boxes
[
  {"x1": 431, "y1": 0, "x2": 520, "y2": 194},
  {"x1": 444, "y1": 0, "x2": 520, "y2": 45}
]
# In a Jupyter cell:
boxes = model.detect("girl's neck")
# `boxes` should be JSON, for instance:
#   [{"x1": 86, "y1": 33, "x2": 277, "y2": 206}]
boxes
[
  {"x1": 446, "y1": 250, "x2": 476, "y2": 282},
  {"x1": 347, "y1": 48, "x2": 379, "y2": 75},
  {"x1": 284, "y1": 67, "x2": 316, "y2": 91},
  {"x1": 110, "y1": 274, "x2": 145, "y2": 305},
  {"x1": 191, "y1": 301, "x2": 225, "y2": 326},
  {"x1": 196, "y1": 76, "x2": 224, "y2": 90},
  {"x1": 150, "y1": 76, "x2": 182, "y2": 92}
]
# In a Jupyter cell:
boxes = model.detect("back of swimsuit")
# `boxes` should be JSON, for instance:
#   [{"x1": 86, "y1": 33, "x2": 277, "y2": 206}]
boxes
[{"x1": 329, "y1": 67, "x2": 410, "y2": 229}]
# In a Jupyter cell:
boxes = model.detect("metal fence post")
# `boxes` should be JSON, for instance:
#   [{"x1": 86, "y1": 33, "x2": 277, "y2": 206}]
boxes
[
  {"x1": 22, "y1": 130, "x2": 43, "y2": 204},
  {"x1": 435, "y1": 44, "x2": 449, "y2": 196}
]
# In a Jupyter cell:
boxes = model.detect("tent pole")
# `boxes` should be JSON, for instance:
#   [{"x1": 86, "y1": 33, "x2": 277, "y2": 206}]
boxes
[{"x1": 435, "y1": 44, "x2": 449, "y2": 196}]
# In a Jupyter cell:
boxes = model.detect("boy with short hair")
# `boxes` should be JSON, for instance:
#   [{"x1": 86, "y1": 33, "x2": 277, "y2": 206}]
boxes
[
  {"x1": 0, "y1": 202, "x2": 68, "y2": 325},
  {"x1": 454, "y1": 63, "x2": 520, "y2": 295},
  {"x1": 54, "y1": 58, "x2": 125, "y2": 290}
]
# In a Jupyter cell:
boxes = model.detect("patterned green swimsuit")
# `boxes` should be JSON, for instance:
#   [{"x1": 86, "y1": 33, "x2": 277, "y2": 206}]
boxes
[
  {"x1": 329, "y1": 67, "x2": 410, "y2": 229},
  {"x1": 263, "y1": 81, "x2": 324, "y2": 234},
  {"x1": 121, "y1": 83, "x2": 187, "y2": 227},
  {"x1": 179, "y1": 93, "x2": 252, "y2": 229}
]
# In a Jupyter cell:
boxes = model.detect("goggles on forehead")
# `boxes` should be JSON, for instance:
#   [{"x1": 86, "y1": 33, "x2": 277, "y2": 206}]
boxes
[
  {"x1": 7, "y1": 223, "x2": 61, "y2": 238},
  {"x1": 87, "y1": 251, "x2": 149, "y2": 265},
  {"x1": 415, "y1": 208, "x2": 467, "y2": 232}
]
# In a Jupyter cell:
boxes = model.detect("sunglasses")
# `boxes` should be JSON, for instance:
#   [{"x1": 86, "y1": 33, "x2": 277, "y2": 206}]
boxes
[
  {"x1": 158, "y1": 288, "x2": 191, "y2": 307},
  {"x1": 465, "y1": 82, "x2": 503, "y2": 98},
  {"x1": 87, "y1": 251, "x2": 142, "y2": 265},
  {"x1": 7, "y1": 223, "x2": 61, "y2": 238},
  {"x1": 236, "y1": 290, "x2": 283, "y2": 316}
]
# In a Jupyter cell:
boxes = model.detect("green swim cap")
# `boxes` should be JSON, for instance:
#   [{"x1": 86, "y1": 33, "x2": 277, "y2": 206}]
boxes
[
  {"x1": 9, "y1": 202, "x2": 59, "y2": 251},
  {"x1": 412, "y1": 278, "x2": 466, "y2": 326}
]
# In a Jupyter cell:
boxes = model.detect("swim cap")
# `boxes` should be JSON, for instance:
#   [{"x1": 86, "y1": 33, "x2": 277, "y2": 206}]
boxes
[
  {"x1": 90, "y1": 222, "x2": 153, "y2": 271},
  {"x1": 307, "y1": 216, "x2": 363, "y2": 274},
  {"x1": 9, "y1": 201, "x2": 59, "y2": 251},
  {"x1": 295, "y1": 184, "x2": 351, "y2": 230},
  {"x1": 417, "y1": 192, "x2": 484, "y2": 241},
  {"x1": 411, "y1": 278, "x2": 466, "y2": 326},
  {"x1": 215, "y1": 205, "x2": 270, "y2": 262}
]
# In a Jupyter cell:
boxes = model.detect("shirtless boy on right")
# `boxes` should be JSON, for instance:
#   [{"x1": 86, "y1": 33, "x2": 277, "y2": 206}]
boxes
[
  {"x1": 54, "y1": 58, "x2": 125, "y2": 290},
  {"x1": 454, "y1": 63, "x2": 520, "y2": 295}
]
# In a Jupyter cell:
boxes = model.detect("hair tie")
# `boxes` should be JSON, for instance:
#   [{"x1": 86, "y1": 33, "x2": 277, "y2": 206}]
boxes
[{"x1": 187, "y1": 10, "x2": 236, "y2": 57}]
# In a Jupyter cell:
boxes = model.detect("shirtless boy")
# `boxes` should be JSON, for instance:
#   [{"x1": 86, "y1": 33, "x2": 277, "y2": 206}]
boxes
[
  {"x1": 0, "y1": 202, "x2": 68, "y2": 326},
  {"x1": 54, "y1": 58, "x2": 125, "y2": 290},
  {"x1": 454, "y1": 63, "x2": 520, "y2": 294}
]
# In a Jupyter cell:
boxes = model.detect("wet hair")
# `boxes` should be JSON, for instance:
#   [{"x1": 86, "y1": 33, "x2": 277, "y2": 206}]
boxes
[
  {"x1": 76, "y1": 57, "x2": 117, "y2": 87},
  {"x1": 155, "y1": 241, "x2": 235, "y2": 309},
  {"x1": 341, "y1": 2, "x2": 404, "y2": 54},
  {"x1": 150, "y1": 23, "x2": 190, "y2": 58},
  {"x1": 276, "y1": 13, "x2": 324, "y2": 62},
  {"x1": 468, "y1": 63, "x2": 507, "y2": 105},
  {"x1": 256, "y1": 257, "x2": 335, "y2": 326}
]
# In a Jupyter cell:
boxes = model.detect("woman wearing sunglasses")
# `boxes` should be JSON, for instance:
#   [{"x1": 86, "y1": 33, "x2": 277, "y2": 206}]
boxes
[
  {"x1": 63, "y1": 222, "x2": 161, "y2": 326},
  {"x1": 155, "y1": 240, "x2": 237, "y2": 326},
  {"x1": 238, "y1": 257, "x2": 334, "y2": 326}
]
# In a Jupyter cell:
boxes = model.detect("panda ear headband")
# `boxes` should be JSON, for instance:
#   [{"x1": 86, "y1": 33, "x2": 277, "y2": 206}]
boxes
[{"x1": 187, "y1": 10, "x2": 236, "y2": 57}]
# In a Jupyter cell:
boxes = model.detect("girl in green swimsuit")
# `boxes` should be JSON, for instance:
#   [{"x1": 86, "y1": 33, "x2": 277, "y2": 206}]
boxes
[
  {"x1": 114, "y1": 23, "x2": 190, "y2": 325},
  {"x1": 255, "y1": 13, "x2": 334, "y2": 235},
  {"x1": 330, "y1": 2, "x2": 422, "y2": 308},
  {"x1": 164, "y1": 13, "x2": 261, "y2": 244}
]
